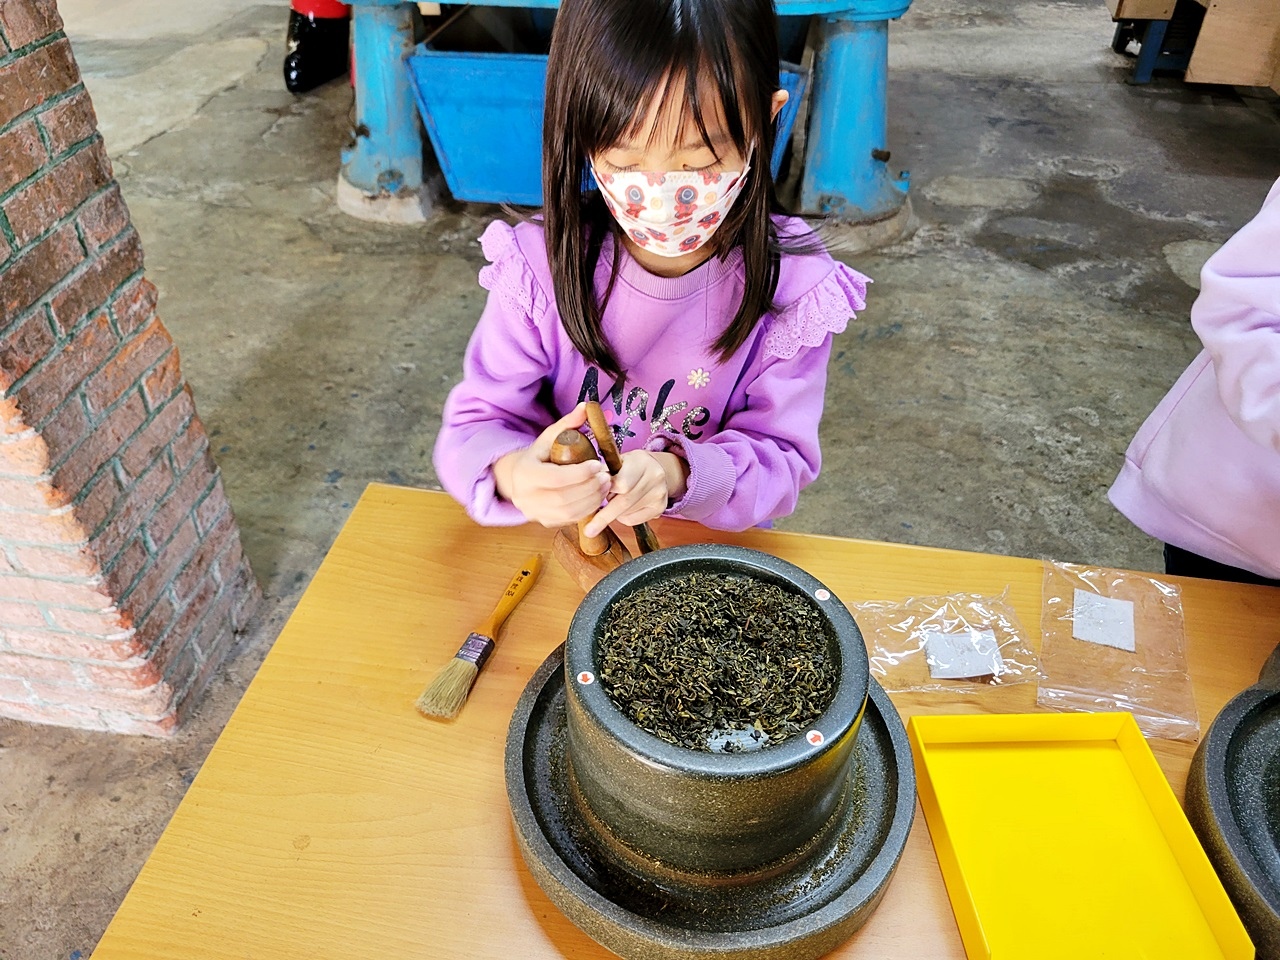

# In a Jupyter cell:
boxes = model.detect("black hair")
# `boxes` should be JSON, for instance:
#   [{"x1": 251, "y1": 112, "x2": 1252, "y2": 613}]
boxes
[{"x1": 543, "y1": 0, "x2": 802, "y2": 380}]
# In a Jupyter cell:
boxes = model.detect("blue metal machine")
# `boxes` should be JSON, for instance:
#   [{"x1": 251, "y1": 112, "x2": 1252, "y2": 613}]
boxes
[{"x1": 343, "y1": 0, "x2": 913, "y2": 223}]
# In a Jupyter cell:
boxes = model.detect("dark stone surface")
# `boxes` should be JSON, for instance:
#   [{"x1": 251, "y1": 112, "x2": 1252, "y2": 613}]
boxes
[
  {"x1": 1186, "y1": 645, "x2": 1280, "y2": 959},
  {"x1": 564, "y1": 545, "x2": 870, "y2": 875},
  {"x1": 505, "y1": 641, "x2": 915, "y2": 960}
]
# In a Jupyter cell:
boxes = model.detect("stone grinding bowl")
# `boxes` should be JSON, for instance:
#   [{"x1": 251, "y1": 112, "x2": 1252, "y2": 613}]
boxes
[
  {"x1": 1186, "y1": 644, "x2": 1280, "y2": 959},
  {"x1": 505, "y1": 544, "x2": 916, "y2": 960}
]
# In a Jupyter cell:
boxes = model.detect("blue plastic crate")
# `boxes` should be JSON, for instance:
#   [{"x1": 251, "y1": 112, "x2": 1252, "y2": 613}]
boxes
[{"x1": 408, "y1": 48, "x2": 807, "y2": 206}]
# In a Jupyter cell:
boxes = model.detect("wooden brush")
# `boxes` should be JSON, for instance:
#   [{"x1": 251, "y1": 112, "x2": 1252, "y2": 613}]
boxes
[
  {"x1": 584, "y1": 401, "x2": 661, "y2": 554},
  {"x1": 416, "y1": 553, "x2": 542, "y2": 720}
]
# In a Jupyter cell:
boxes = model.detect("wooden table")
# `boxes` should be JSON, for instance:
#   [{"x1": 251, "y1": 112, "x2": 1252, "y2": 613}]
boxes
[{"x1": 91, "y1": 484, "x2": 1280, "y2": 959}]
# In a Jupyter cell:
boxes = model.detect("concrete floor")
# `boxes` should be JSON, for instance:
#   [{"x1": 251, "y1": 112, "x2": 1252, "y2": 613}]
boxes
[{"x1": 2, "y1": 0, "x2": 1278, "y2": 954}]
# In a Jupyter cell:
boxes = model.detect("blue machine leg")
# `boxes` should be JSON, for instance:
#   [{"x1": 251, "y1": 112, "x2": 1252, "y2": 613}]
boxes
[
  {"x1": 340, "y1": 3, "x2": 428, "y2": 222},
  {"x1": 801, "y1": 15, "x2": 909, "y2": 222},
  {"x1": 1130, "y1": 18, "x2": 1169, "y2": 85}
]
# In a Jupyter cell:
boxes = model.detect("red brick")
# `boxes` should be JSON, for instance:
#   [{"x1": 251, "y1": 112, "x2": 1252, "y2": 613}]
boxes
[
  {"x1": 37, "y1": 90, "x2": 98, "y2": 158},
  {"x1": 0, "y1": 396, "x2": 27, "y2": 436},
  {"x1": 27, "y1": 674, "x2": 173, "y2": 716},
  {"x1": 108, "y1": 276, "x2": 158, "y2": 337},
  {"x1": 48, "y1": 230, "x2": 142, "y2": 336},
  {"x1": 147, "y1": 466, "x2": 213, "y2": 553},
  {"x1": 91, "y1": 457, "x2": 173, "y2": 561},
  {"x1": 7, "y1": 542, "x2": 99, "y2": 578},
  {"x1": 0, "y1": 598, "x2": 48, "y2": 629},
  {"x1": 0, "y1": 307, "x2": 56, "y2": 390},
  {"x1": 0, "y1": 232, "x2": 11, "y2": 265},
  {"x1": 166, "y1": 572, "x2": 218, "y2": 656},
  {"x1": 0, "y1": 549, "x2": 15, "y2": 575},
  {"x1": 0, "y1": 650, "x2": 78, "y2": 682},
  {"x1": 0, "y1": 699, "x2": 106, "y2": 731},
  {"x1": 0, "y1": 430, "x2": 52, "y2": 477},
  {"x1": 49, "y1": 389, "x2": 146, "y2": 498},
  {"x1": 0, "y1": 39, "x2": 80, "y2": 129},
  {"x1": 13, "y1": 312, "x2": 113, "y2": 425},
  {"x1": 191, "y1": 581, "x2": 238, "y2": 656},
  {"x1": 0, "y1": 572, "x2": 113, "y2": 610},
  {"x1": 71, "y1": 462, "x2": 121, "y2": 535},
  {"x1": 77, "y1": 183, "x2": 130, "y2": 251},
  {"x1": 37, "y1": 392, "x2": 90, "y2": 461},
  {"x1": 193, "y1": 480, "x2": 228, "y2": 536},
  {"x1": 141, "y1": 347, "x2": 181, "y2": 410},
  {"x1": 119, "y1": 393, "x2": 191, "y2": 481},
  {"x1": 0, "y1": 506, "x2": 85, "y2": 546},
  {"x1": 102, "y1": 534, "x2": 147, "y2": 598},
  {"x1": 99, "y1": 709, "x2": 178, "y2": 736},
  {"x1": 83, "y1": 320, "x2": 172, "y2": 415},
  {"x1": 0, "y1": 0, "x2": 64, "y2": 50},
  {"x1": 80, "y1": 657, "x2": 162, "y2": 691},
  {"x1": 0, "y1": 676, "x2": 33, "y2": 703},
  {"x1": 2, "y1": 140, "x2": 114, "y2": 247},
  {"x1": 43, "y1": 604, "x2": 130, "y2": 637},
  {"x1": 0, "y1": 474, "x2": 65, "y2": 511},
  {"x1": 130, "y1": 593, "x2": 173, "y2": 653},
  {"x1": 122, "y1": 516, "x2": 197, "y2": 615},
  {"x1": 2, "y1": 626, "x2": 141, "y2": 661},
  {"x1": 173, "y1": 510, "x2": 234, "y2": 602},
  {"x1": 0, "y1": 119, "x2": 48, "y2": 189},
  {"x1": 0, "y1": 224, "x2": 84, "y2": 328}
]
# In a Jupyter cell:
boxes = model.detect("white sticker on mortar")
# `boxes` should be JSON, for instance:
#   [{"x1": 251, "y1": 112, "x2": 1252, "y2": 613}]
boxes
[{"x1": 1071, "y1": 589, "x2": 1136, "y2": 652}]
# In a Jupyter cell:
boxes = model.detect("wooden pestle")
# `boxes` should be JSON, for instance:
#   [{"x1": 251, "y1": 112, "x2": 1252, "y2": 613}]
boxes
[
  {"x1": 549, "y1": 429, "x2": 631, "y2": 591},
  {"x1": 583, "y1": 402, "x2": 661, "y2": 555}
]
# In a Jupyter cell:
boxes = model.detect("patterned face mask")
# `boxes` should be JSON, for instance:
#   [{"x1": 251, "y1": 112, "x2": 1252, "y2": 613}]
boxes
[{"x1": 591, "y1": 156, "x2": 752, "y2": 258}]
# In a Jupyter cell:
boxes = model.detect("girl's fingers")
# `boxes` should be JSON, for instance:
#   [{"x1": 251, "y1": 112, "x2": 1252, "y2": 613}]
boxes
[{"x1": 528, "y1": 403, "x2": 591, "y2": 461}]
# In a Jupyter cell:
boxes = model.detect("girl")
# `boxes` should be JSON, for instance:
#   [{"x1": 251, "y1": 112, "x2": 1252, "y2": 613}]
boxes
[
  {"x1": 1109, "y1": 177, "x2": 1280, "y2": 586},
  {"x1": 434, "y1": 0, "x2": 869, "y2": 535}
]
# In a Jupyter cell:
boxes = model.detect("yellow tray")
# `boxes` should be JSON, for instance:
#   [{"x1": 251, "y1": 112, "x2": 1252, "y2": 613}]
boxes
[{"x1": 908, "y1": 713, "x2": 1253, "y2": 960}]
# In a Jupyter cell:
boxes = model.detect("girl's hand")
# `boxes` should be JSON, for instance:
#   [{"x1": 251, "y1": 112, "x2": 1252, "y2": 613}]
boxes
[
  {"x1": 493, "y1": 405, "x2": 611, "y2": 527},
  {"x1": 583, "y1": 450, "x2": 688, "y2": 538}
]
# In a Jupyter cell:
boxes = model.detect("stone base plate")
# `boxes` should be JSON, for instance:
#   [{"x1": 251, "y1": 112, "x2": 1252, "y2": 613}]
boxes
[
  {"x1": 505, "y1": 644, "x2": 915, "y2": 960},
  {"x1": 1186, "y1": 659, "x2": 1280, "y2": 959}
]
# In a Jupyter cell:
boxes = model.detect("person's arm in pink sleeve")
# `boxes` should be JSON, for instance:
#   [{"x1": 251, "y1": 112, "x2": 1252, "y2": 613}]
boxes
[
  {"x1": 651, "y1": 336, "x2": 832, "y2": 531},
  {"x1": 1191, "y1": 178, "x2": 1280, "y2": 454},
  {"x1": 433, "y1": 291, "x2": 556, "y2": 525}
]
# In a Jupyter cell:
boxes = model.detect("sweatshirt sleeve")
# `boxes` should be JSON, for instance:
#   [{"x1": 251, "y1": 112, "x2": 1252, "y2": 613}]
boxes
[
  {"x1": 1191, "y1": 178, "x2": 1280, "y2": 454},
  {"x1": 653, "y1": 261, "x2": 869, "y2": 531},
  {"x1": 433, "y1": 222, "x2": 556, "y2": 525}
]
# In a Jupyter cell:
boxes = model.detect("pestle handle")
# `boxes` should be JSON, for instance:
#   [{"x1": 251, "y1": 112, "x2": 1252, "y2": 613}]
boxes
[
  {"x1": 583, "y1": 402, "x2": 661, "y2": 555},
  {"x1": 548, "y1": 430, "x2": 610, "y2": 557}
]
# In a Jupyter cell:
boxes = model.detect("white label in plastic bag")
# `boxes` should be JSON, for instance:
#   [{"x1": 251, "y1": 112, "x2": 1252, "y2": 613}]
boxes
[
  {"x1": 923, "y1": 629, "x2": 1004, "y2": 679},
  {"x1": 1071, "y1": 589, "x2": 1136, "y2": 652}
]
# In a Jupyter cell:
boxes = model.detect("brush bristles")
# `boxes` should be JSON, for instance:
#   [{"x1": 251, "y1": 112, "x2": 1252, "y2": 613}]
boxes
[{"x1": 415, "y1": 658, "x2": 480, "y2": 720}]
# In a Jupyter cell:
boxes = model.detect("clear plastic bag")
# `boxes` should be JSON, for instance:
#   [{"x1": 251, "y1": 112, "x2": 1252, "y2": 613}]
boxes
[
  {"x1": 1037, "y1": 561, "x2": 1199, "y2": 742},
  {"x1": 850, "y1": 590, "x2": 1040, "y2": 694}
]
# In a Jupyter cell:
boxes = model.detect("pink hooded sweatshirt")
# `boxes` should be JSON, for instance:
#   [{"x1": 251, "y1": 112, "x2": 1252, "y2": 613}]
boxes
[{"x1": 1109, "y1": 178, "x2": 1280, "y2": 579}]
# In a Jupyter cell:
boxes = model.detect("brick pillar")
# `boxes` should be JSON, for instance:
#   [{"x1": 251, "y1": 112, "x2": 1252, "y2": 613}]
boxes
[{"x1": 0, "y1": 0, "x2": 261, "y2": 735}]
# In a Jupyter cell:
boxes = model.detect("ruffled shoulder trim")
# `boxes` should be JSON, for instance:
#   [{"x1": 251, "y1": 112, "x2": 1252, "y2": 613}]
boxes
[
  {"x1": 477, "y1": 220, "x2": 551, "y2": 328},
  {"x1": 764, "y1": 261, "x2": 870, "y2": 361}
]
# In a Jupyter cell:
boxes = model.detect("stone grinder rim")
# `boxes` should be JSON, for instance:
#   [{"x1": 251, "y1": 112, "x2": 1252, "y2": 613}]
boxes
[
  {"x1": 504, "y1": 644, "x2": 917, "y2": 957},
  {"x1": 563, "y1": 542, "x2": 871, "y2": 774},
  {"x1": 1187, "y1": 647, "x2": 1280, "y2": 911}
]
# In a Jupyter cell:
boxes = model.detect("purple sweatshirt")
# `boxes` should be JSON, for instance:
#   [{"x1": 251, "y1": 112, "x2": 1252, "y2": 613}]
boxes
[
  {"x1": 434, "y1": 218, "x2": 869, "y2": 531},
  {"x1": 1109, "y1": 178, "x2": 1280, "y2": 578}
]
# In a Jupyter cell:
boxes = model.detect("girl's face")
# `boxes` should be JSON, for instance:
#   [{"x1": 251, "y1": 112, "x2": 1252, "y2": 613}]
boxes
[
  {"x1": 592, "y1": 75, "x2": 787, "y2": 277},
  {"x1": 593, "y1": 75, "x2": 787, "y2": 177}
]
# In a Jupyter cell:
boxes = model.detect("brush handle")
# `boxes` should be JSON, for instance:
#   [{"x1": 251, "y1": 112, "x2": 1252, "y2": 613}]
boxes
[
  {"x1": 584, "y1": 402, "x2": 661, "y2": 555},
  {"x1": 474, "y1": 553, "x2": 542, "y2": 640}
]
